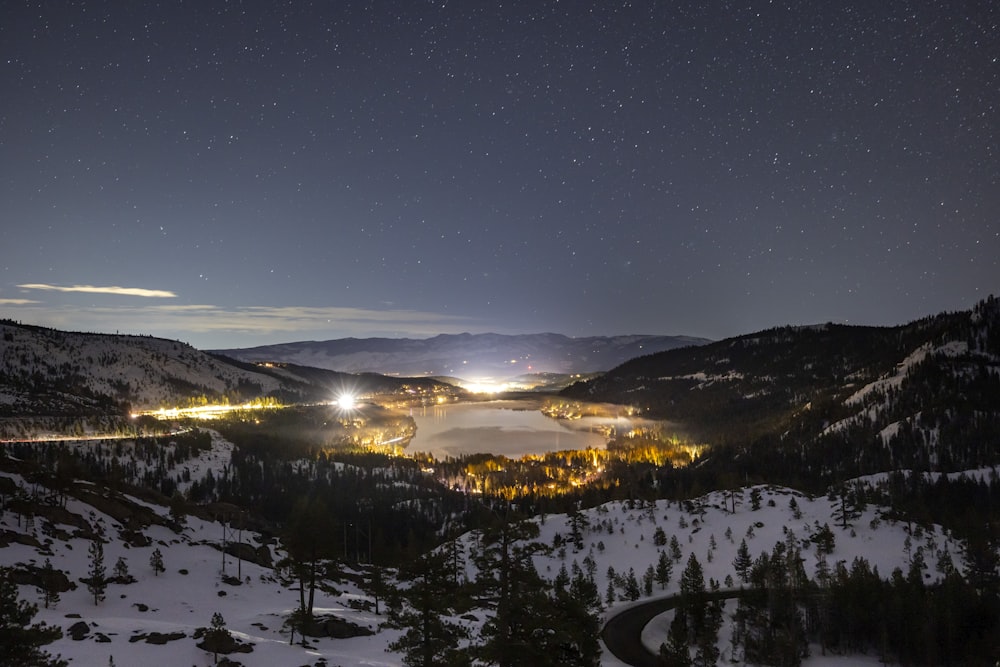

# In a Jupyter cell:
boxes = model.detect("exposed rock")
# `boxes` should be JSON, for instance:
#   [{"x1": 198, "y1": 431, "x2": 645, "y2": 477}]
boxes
[
  {"x1": 69, "y1": 487, "x2": 171, "y2": 531},
  {"x1": 0, "y1": 529, "x2": 43, "y2": 549},
  {"x1": 120, "y1": 528, "x2": 151, "y2": 547},
  {"x1": 195, "y1": 629, "x2": 254, "y2": 655},
  {"x1": 7, "y1": 500, "x2": 94, "y2": 533},
  {"x1": 302, "y1": 614, "x2": 374, "y2": 639},
  {"x1": 129, "y1": 631, "x2": 186, "y2": 644},
  {"x1": 217, "y1": 541, "x2": 274, "y2": 568},
  {"x1": 9, "y1": 562, "x2": 76, "y2": 592},
  {"x1": 67, "y1": 621, "x2": 90, "y2": 640}
]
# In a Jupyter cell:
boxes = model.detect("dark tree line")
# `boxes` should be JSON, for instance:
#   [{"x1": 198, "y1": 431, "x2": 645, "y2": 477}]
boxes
[{"x1": 387, "y1": 513, "x2": 602, "y2": 667}]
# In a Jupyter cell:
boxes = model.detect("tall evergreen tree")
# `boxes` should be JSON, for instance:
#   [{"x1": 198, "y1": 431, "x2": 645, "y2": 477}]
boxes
[
  {"x1": 733, "y1": 538, "x2": 752, "y2": 584},
  {"x1": 37, "y1": 559, "x2": 60, "y2": 610},
  {"x1": 548, "y1": 568, "x2": 602, "y2": 667},
  {"x1": 0, "y1": 568, "x2": 67, "y2": 667},
  {"x1": 474, "y1": 518, "x2": 548, "y2": 667},
  {"x1": 389, "y1": 549, "x2": 470, "y2": 667},
  {"x1": 678, "y1": 553, "x2": 707, "y2": 644},
  {"x1": 279, "y1": 494, "x2": 338, "y2": 619},
  {"x1": 643, "y1": 565, "x2": 656, "y2": 597},
  {"x1": 831, "y1": 485, "x2": 861, "y2": 529},
  {"x1": 659, "y1": 612, "x2": 691, "y2": 667},
  {"x1": 472, "y1": 513, "x2": 601, "y2": 666},
  {"x1": 112, "y1": 556, "x2": 130, "y2": 582},
  {"x1": 656, "y1": 550, "x2": 673, "y2": 590},
  {"x1": 87, "y1": 538, "x2": 107, "y2": 606},
  {"x1": 149, "y1": 548, "x2": 165, "y2": 576},
  {"x1": 740, "y1": 542, "x2": 808, "y2": 666},
  {"x1": 624, "y1": 568, "x2": 641, "y2": 601},
  {"x1": 203, "y1": 611, "x2": 231, "y2": 665},
  {"x1": 669, "y1": 535, "x2": 683, "y2": 562},
  {"x1": 567, "y1": 506, "x2": 589, "y2": 552},
  {"x1": 694, "y1": 596, "x2": 723, "y2": 667}
]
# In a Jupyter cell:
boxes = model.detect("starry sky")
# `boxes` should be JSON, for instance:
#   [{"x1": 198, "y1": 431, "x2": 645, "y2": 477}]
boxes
[{"x1": 2, "y1": 1, "x2": 997, "y2": 349}]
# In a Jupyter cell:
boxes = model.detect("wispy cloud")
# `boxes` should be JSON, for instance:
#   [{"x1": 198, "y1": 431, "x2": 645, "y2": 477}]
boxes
[
  {"x1": 17, "y1": 283, "x2": 177, "y2": 298},
  {"x1": 0, "y1": 302, "x2": 484, "y2": 348},
  {"x1": 0, "y1": 298, "x2": 39, "y2": 305}
]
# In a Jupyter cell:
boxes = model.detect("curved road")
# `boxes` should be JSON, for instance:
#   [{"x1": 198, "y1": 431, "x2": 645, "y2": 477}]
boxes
[{"x1": 601, "y1": 589, "x2": 747, "y2": 667}]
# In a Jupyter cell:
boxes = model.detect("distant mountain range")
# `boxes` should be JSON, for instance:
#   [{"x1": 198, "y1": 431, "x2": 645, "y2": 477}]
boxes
[{"x1": 211, "y1": 332, "x2": 709, "y2": 378}]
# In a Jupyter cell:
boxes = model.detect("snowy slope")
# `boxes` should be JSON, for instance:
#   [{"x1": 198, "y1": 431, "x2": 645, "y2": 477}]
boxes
[
  {"x1": 1, "y1": 432, "x2": 965, "y2": 666},
  {"x1": 0, "y1": 321, "x2": 288, "y2": 412}
]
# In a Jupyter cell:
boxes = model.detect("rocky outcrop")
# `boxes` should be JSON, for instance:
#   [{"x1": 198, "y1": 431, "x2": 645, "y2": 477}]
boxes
[{"x1": 302, "y1": 614, "x2": 374, "y2": 639}]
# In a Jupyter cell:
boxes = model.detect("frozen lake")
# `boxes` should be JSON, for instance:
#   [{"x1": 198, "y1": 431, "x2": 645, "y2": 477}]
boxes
[{"x1": 406, "y1": 399, "x2": 639, "y2": 460}]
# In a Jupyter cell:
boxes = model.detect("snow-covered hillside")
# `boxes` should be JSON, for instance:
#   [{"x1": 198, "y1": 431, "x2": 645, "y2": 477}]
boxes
[
  {"x1": 0, "y1": 432, "x2": 966, "y2": 666},
  {"x1": 0, "y1": 321, "x2": 286, "y2": 412}
]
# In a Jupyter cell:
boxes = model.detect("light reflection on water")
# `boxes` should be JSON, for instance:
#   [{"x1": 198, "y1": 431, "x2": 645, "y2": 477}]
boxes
[{"x1": 407, "y1": 400, "x2": 641, "y2": 460}]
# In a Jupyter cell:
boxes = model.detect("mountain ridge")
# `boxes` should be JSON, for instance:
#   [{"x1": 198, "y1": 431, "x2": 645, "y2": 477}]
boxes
[
  {"x1": 211, "y1": 332, "x2": 710, "y2": 378},
  {"x1": 561, "y1": 296, "x2": 1000, "y2": 485},
  {"x1": 0, "y1": 320, "x2": 459, "y2": 417}
]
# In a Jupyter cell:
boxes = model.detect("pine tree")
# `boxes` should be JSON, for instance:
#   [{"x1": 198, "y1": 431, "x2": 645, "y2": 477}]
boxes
[
  {"x1": 389, "y1": 550, "x2": 469, "y2": 667},
  {"x1": 87, "y1": 539, "x2": 107, "y2": 606},
  {"x1": 149, "y1": 548, "x2": 165, "y2": 576},
  {"x1": 659, "y1": 611, "x2": 691, "y2": 667},
  {"x1": 655, "y1": 550, "x2": 673, "y2": 590},
  {"x1": 442, "y1": 538, "x2": 466, "y2": 587},
  {"x1": 831, "y1": 485, "x2": 861, "y2": 529},
  {"x1": 694, "y1": 597, "x2": 723, "y2": 667},
  {"x1": 643, "y1": 565, "x2": 655, "y2": 597},
  {"x1": 555, "y1": 563, "x2": 571, "y2": 592},
  {"x1": 789, "y1": 497, "x2": 802, "y2": 520},
  {"x1": 279, "y1": 494, "x2": 338, "y2": 619},
  {"x1": 548, "y1": 568, "x2": 602, "y2": 667},
  {"x1": 282, "y1": 605, "x2": 309, "y2": 647},
  {"x1": 669, "y1": 535, "x2": 683, "y2": 562},
  {"x1": 605, "y1": 579, "x2": 616, "y2": 606},
  {"x1": 113, "y1": 556, "x2": 130, "y2": 582},
  {"x1": 0, "y1": 567, "x2": 67, "y2": 667},
  {"x1": 624, "y1": 568, "x2": 641, "y2": 601},
  {"x1": 567, "y1": 506, "x2": 589, "y2": 552},
  {"x1": 733, "y1": 538, "x2": 752, "y2": 584},
  {"x1": 810, "y1": 523, "x2": 836, "y2": 556},
  {"x1": 37, "y1": 559, "x2": 60, "y2": 610},
  {"x1": 740, "y1": 542, "x2": 808, "y2": 666},
  {"x1": 168, "y1": 490, "x2": 186, "y2": 525},
  {"x1": 474, "y1": 513, "x2": 602, "y2": 667},
  {"x1": 364, "y1": 564, "x2": 388, "y2": 616},
  {"x1": 679, "y1": 554, "x2": 707, "y2": 644},
  {"x1": 203, "y1": 611, "x2": 231, "y2": 664}
]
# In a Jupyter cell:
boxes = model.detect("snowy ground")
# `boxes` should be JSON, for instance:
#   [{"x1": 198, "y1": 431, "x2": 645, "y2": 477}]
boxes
[{"x1": 1, "y1": 433, "x2": 965, "y2": 666}]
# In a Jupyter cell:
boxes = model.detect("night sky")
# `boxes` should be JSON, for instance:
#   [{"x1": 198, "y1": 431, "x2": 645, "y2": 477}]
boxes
[{"x1": 2, "y1": 1, "x2": 997, "y2": 349}]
